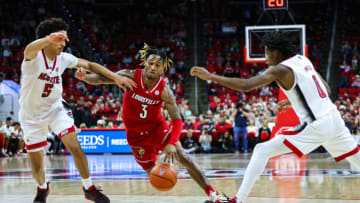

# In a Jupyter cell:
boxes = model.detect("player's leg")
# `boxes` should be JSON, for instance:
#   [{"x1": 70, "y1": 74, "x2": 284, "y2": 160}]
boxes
[
  {"x1": 22, "y1": 121, "x2": 50, "y2": 203},
  {"x1": 175, "y1": 141, "x2": 209, "y2": 188},
  {"x1": 28, "y1": 149, "x2": 51, "y2": 203},
  {"x1": 61, "y1": 131, "x2": 90, "y2": 179},
  {"x1": 28, "y1": 150, "x2": 46, "y2": 186},
  {"x1": 235, "y1": 122, "x2": 323, "y2": 203},
  {"x1": 234, "y1": 135, "x2": 292, "y2": 202},
  {"x1": 175, "y1": 141, "x2": 226, "y2": 201},
  {"x1": 323, "y1": 131, "x2": 360, "y2": 169},
  {"x1": 345, "y1": 152, "x2": 360, "y2": 169},
  {"x1": 323, "y1": 110, "x2": 360, "y2": 170},
  {"x1": 50, "y1": 109, "x2": 109, "y2": 203}
]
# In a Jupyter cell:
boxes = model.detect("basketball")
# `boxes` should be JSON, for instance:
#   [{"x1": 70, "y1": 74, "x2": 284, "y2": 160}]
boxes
[{"x1": 149, "y1": 163, "x2": 177, "y2": 191}]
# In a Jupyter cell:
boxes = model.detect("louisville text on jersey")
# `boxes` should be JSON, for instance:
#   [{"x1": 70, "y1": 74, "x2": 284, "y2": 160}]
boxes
[{"x1": 131, "y1": 92, "x2": 161, "y2": 105}]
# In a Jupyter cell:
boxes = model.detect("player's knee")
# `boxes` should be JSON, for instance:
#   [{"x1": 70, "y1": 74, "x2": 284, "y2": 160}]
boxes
[
  {"x1": 67, "y1": 144, "x2": 83, "y2": 156},
  {"x1": 177, "y1": 149, "x2": 192, "y2": 167},
  {"x1": 253, "y1": 143, "x2": 268, "y2": 156},
  {"x1": 32, "y1": 164, "x2": 43, "y2": 175}
]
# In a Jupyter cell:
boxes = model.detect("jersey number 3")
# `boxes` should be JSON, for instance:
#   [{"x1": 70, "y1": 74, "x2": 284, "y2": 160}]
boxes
[
  {"x1": 312, "y1": 75, "x2": 326, "y2": 98},
  {"x1": 140, "y1": 104, "x2": 148, "y2": 119},
  {"x1": 41, "y1": 83, "x2": 54, "y2": 97}
]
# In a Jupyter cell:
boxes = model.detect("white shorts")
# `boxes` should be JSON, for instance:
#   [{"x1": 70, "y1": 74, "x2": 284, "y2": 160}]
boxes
[
  {"x1": 278, "y1": 109, "x2": 359, "y2": 162},
  {"x1": 21, "y1": 108, "x2": 75, "y2": 152}
]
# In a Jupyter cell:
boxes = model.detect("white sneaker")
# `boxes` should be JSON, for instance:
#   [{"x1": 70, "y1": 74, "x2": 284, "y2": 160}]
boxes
[{"x1": 209, "y1": 191, "x2": 228, "y2": 202}]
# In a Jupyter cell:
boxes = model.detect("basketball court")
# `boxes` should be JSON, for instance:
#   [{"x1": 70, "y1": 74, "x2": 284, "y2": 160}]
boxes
[{"x1": 1, "y1": 153, "x2": 359, "y2": 202}]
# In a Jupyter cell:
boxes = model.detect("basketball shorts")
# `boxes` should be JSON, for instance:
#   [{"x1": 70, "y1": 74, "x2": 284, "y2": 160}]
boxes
[
  {"x1": 128, "y1": 123, "x2": 178, "y2": 170},
  {"x1": 21, "y1": 107, "x2": 76, "y2": 152},
  {"x1": 278, "y1": 109, "x2": 359, "y2": 162}
]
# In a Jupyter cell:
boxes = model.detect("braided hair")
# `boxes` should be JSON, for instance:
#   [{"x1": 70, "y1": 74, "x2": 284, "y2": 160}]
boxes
[{"x1": 138, "y1": 43, "x2": 173, "y2": 71}]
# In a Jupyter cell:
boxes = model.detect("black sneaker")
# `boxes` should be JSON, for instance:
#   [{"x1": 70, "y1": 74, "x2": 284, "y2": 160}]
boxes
[
  {"x1": 83, "y1": 185, "x2": 110, "y2": 203},
  {"x1": 33, "y1": 182, "x2": 50, "y2": 203}
]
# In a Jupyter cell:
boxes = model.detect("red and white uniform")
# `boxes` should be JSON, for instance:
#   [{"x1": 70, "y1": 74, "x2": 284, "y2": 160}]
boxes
[
  {"x1": 19, "y1": 50, "x2": 78, "y2": 151},
  {"x1": 122, "y1": 69, "x2": 175, "y2": 170},
  {"x1": 276, "y1": 55, "x2": 359, "y2": 161}
]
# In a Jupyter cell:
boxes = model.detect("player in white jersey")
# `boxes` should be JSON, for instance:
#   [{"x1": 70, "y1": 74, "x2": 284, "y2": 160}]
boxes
[
  {"x1": 20, "y1": 18, "x2": 136, "y2": 203},
  {"x1": 191, "y1": 31, "x2": 360, "y2": 203}
]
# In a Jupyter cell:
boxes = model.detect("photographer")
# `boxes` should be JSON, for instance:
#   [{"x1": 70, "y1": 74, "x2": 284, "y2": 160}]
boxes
[
  {"x1": 199, "y1": 128, "x2": 212, "y2": 153},
  {"x1": 232, "y1": 102, "x2": 251, "y2": 153}
]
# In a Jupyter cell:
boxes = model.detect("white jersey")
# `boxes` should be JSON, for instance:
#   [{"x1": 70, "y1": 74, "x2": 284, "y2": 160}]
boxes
[
  {"x1": 19, "y1": 50, "x2": 78, "y2": 122},
  {"x1": 279, "y1": 55, "x2": 336, "y2": 123}
]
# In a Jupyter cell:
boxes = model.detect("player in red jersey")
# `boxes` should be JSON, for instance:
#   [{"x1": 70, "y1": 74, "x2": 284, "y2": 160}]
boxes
[{"x1": 76, "y1": 43, "x2": 226, "y2": 202}]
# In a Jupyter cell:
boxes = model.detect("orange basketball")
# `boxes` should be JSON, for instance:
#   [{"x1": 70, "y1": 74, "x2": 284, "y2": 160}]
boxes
[{"x1": 149, "y1": 163, "x2": 177, "y2": 191}]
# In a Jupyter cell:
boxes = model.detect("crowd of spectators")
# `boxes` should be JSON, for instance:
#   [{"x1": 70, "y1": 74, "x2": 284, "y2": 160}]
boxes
[
  {"x1": 338, "y1": 41, "x2": 359, "y2": 89},
  {"x1": 0, "y1": 0, "x2": 187, "y2": 130},
  {"x1": 200, "y1": 1, "x2": 327, "y2": 110},
  {"x1": 64, "y1": 0, "x2": 187, "y2": 101}
]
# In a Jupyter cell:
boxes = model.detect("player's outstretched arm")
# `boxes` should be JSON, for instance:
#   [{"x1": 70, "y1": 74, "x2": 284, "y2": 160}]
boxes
[
  {"x1": 24, "y1": 32, "x2": 69, "y2": 60},
  {"x1": 190, "y1": 65, "x2": 291, "y2": 92},
  {"x1": 75, "y1": 68, "x2": 136, "y2": 86},
  {"x1": 76, "y1": 59, "x2": 136, "y2": 90}
]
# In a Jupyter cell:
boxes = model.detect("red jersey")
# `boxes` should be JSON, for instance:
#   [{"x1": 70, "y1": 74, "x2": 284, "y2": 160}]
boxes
[{"x1": 122, "y1": 69, "x2": 166, "y2": 134}]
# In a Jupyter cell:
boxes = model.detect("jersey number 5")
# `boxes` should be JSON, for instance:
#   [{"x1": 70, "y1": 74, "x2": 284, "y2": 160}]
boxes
[
  {"x1": 42, "y1": 83, "x2": 54, "y2": 97},
  {"x1": 140, "y1": 104, "x2": 148, "y2": 119},
  {"x1": 312, "y1": 75, "x2": 326, "y2": 98}
]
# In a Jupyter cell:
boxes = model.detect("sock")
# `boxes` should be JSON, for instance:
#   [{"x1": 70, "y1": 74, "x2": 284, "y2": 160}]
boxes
[
  {"x1": 205, "y1": 185, "x2": 215, "y2": 196},
  {"x1": 38, "y1": 182, "x2": 47, "y2": 190},
  {"x1": 81, "y1": 177, "x2": 93, "y2": 190}
]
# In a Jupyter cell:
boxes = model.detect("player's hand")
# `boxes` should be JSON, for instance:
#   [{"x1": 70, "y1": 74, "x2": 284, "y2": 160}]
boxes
[
  {"x1": 190, "y1": 66, "x2": 212, "y2": 81},
  {"x1": 75, "y1": 68, "x2": 86, "y2": 80},
  {"x1": 277, "y1": 100, "x2": 291, "y2": 112},
  {"x1": 113, "y1": 75, "x2": 137, "y2": 91},
  {"x1": 46, "y1": 32, "x2": 69, "y2": 44},
  {"x1": 163, "y1": 144, "x2": 179, "y2": 165}
]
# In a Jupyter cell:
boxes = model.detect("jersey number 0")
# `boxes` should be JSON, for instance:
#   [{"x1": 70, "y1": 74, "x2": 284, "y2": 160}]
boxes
[{"x1": 312, "y1": 75, "x2": 326, "y2": 98}]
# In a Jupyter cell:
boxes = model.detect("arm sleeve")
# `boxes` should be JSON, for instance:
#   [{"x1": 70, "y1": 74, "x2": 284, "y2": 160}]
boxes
[{"x1": 168, "y1": 118, "x2": 183, "y2": 146}]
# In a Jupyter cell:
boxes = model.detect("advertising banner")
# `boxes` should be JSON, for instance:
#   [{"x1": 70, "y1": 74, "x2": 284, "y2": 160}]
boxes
[{"x1": 74, "y1": 129, "x2": 131, "y2": 153}]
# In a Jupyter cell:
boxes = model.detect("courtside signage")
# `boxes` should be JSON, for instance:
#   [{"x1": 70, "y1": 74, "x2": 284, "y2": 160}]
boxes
[{"x1": 71, "y1": 129, "x2": 131, "y2": 153}]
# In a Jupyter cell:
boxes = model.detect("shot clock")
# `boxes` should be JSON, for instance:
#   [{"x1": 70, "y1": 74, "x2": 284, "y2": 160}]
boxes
[{"x1": 263, "y1": 0, "x2": 288, "y2": 10}]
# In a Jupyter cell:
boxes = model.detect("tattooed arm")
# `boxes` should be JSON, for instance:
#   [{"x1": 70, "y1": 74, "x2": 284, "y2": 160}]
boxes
[
  {"x1": 75, "y1": 69, "x2": 136, "y2": 85},
  {"x1": 161, "y1": 85, "x2": 182, "y2": 163},
  {"x1": 162, "y1": 85, "x2": 181, "y2": 120}
]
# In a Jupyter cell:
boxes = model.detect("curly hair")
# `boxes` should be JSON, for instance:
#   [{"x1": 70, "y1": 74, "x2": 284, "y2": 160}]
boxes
[
  {"x1": 262, "y1": 31, "x2": 298, "y2": 59},
  {"x1": 35, "y1": 18, "x2": 69, "y2": 39},
  {"x1": 138, "y1": 43, "x2": 173, "y2": 71}
]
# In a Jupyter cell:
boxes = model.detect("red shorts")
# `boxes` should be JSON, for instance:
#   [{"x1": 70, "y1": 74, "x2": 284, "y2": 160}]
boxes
[{"x1": 127, "y1": 123, "x2": 178, "y2": 170}]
